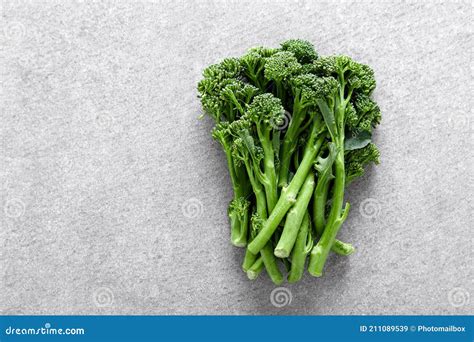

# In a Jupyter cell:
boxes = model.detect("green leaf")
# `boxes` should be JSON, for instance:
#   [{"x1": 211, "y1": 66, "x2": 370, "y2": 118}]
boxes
[
  {"x1": 344, "y1": 130, "x2": 372, "y2": 151},
  {"x1": 316, "y1": 99, "x2": 337, "y2": 140}
]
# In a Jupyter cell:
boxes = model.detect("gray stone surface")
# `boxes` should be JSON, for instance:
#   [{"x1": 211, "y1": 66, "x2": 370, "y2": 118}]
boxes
[{"x1": 1, "y1": 0, "x2": 472, "y2": 315}]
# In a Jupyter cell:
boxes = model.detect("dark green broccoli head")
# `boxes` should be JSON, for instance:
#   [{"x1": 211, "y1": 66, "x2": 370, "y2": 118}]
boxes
[
  {"x1": 231, "y1": 132, "x2": 264, "y2": 169},
  {"x1": 219, "y1": 57, "x2": 243, "y2": 79},
  {"x1": 247, "y1": 46, "x2": 279, "y2": 57},
  {"x1": 228, "y1": 197, "x2": 251, "y2": 216},
  {"x1": 198, "y1": 58, "x2": 244, "y2": 122},
  {"x1": 231, "y1": 137, "x2": 247, "y2": 167},
  {"x1": 246, "y1": 93, "x2": 285, "y2": 128},
  {"x1": 349, "y1": 94, "x2": 381, "y2": 133},
  {"x1": 313, "y1": 56, "x2": 376, "y2": 95},
  {"x1": 220, "y1": 80, "x2": 259, "y2": 108},
  {"x1": 290, "y1": 74, "x2": 338, "y2": 100},
  {"x1": 345, "y1": 143, "x2": 380, "y2": 184},
  {"x1": 281, "y1": 39, "x2": 318, "y2": 64},
  {"x1": 211, "y1": 121, "x2": 232, "y2": 146},
  {"x1": 240, "y1": 47, "x2": 278, "y2": 89},
  {"x1": 250, "y1": 212, "x2": 264, "y2": 235},
  {"x1": 289, "y1": 73, "x2": 320, "y2": 107},
  {"x1": 228, "y1": 117, "x2": 252, "y2": 137},
  {"x1": 313, "y1": 76, "x2": 339, "y2": 99},
  {"x1": 264, "y1": 51, "x2": 302, "y2": 82}
]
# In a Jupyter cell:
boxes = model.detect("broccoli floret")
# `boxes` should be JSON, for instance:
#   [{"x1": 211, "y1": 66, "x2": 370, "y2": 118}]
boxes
[
  {"x1": 313, "y1": 55, "x2": 376, "y2": 96},
  {"x1": 248, "y1": 46, "x2": 279, "y2": 57},
  {"x1": 240, "y1": 47, "x2": 279, "y2": 90},
  {"x1": 349, "y1": 93, "x2": 382, "y2": 133},
  {"x1": 345, "y1": 143, "x2": 380, "y2": 184},
  {"x1": 198, "y1": 58, "x2": 246, "y2": 122},
  {"x1": 264, "y1": 51, "x2": 302, "y2": 82},
  {"x1": 281, "y1": 39, "x2": 318, "y2": 64},
  {"x1": 228, "y1": 197, "x2": 251, "y2": 247},
  {"x1": 264, "y1": 51, "x2": 302, "y2": 101},
  {"x1": 246, "y1": 93, "x2": 285, "y2": 129}
]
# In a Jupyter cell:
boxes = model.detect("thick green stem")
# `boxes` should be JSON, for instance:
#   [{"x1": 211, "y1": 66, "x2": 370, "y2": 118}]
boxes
[
  {"x1": 278, "y1": 100, "x2": 305, "y2": 188},
  {"x1": 248, "y1": 121, "x2": 325, "y2": 254},
  {"x1": 245, "y1": 169, "x2": 282, "y2": 283},
  {"x1": 288, "y1": 213, "x2": 311, "y2": 283},
  {"x1": 223, "y1": 144, "x2": 251, "y2": 247},
  {"x1": 260, "y1": 242, "x2": 283, "y2": 285},
  {"x1": 312, "y1": 187, "x2": 355, "y2": 256},
  {"x1": 309, "y1": 134, "x2": 349, "y2": 276},
  {"x1": 332, "y1": 239, "x2": 354, "y2": 256},
  {"x1": 274, "y1": 173, "x2": 315, "y2": 258},
  {"x1": 242, "y1": 248, "x2": 257, "y2": 272},
  {"x1": 313, "y1": 177, "x2": 330, "y2": 236},
  {"x1": 258, "y1": 126, "x2": 278, "y2": 212},
  {"x1": 230, "y1": 206, "x2": 248, "y2": 247},
  {"x1": 275, "y1": 81, "x2": 285, "y2": 104},
  {"x1": 247, "y1": 256, "x2": 264, "y2": 280}
]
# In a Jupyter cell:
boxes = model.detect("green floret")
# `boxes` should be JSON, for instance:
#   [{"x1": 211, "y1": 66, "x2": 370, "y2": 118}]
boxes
[
  {"x1": 313, "y1": 55, "x2": 376, "y2": 96},
  {"x1": 345, "y1": 143, "x2": 380, "y2": 184},
  {"x1": 248, "y1": 46, "x2": 279, "y2": 57},
  {"x1": 220, "y1": 80, "x2": 259, "y2": 118},
  {"x1": 246, "y1": 93, "x2": 285, "y2": 128},
  {"x1": 281, "y1": 39, "x2": 318, "y2": 64},
  {"x1": 350, "y1": 93, "x2": 381, "y2": 133},
  {"x1": 240, "y1": 46, "x2": 279, "y2": 90},
  {"x1": 264, "y1": 51, "x2": 302, "y2": 101},
  {"x1": 264, "y1": 51, "x2": 302, "y2": 82},
  {"x1": 218, "y1": 57, "x2": 243, "y2": 79},
  {"x1": 228, "y1": 197, "x2": 251, "y2": 247},
  {"x1": 198, "y1": 58, "x2": 246, "y2": 123}
]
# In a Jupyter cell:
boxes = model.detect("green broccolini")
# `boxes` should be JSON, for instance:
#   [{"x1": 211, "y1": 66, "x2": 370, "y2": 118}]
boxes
[{"x1": 197, "y1": 39, "x2": 381, "y2": 284}]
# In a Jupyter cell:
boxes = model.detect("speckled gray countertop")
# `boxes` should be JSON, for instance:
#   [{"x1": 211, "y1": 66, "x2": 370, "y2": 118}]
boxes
[{"x1": 1, "y1": 0, "x2": 472, "y2": 315}]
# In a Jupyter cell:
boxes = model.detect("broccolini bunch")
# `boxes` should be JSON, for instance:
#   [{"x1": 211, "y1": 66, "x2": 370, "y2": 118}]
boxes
[{"x1": 197, "y1": 39, "x2": 381, "y2": 284}]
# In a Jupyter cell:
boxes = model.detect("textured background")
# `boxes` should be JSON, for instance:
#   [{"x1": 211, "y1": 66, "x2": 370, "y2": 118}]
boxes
[{"x1": 1, "y1": 0, "x2": 472, "y2": 315}]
